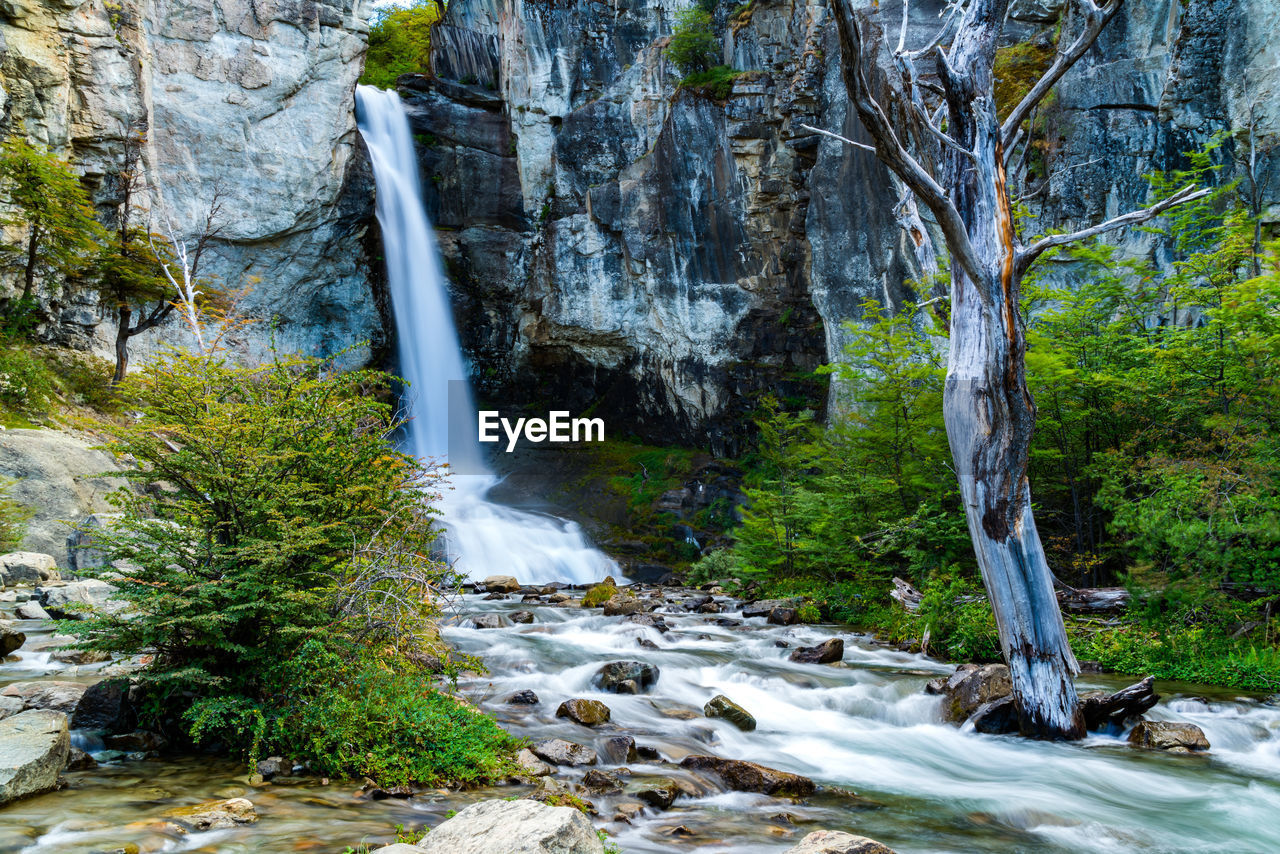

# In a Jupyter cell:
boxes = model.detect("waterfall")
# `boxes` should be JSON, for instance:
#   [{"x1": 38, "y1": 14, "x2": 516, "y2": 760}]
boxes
[{"x1": 355, "y1": 85, "x2": 616, "y2": 586}]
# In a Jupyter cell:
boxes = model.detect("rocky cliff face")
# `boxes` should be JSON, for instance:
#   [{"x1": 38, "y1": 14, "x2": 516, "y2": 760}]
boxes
[
  {"x1": 0, "y1": 0, "x2": 380, "y2": 364},
  {"x1": 409, "y1": 0, "x2": 1278, "y2": 450}
]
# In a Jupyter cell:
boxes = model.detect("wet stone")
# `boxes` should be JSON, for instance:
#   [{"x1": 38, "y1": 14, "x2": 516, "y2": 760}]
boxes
[
  {"x1": 555, "y1": 698, "x2": 612, "y2": 727},
  {"x1": 510, "y1": 610, "x2": 535, "y2": 624},
  {"x1": 507, "y1": 690, "x2": 540, "y2": 705}
]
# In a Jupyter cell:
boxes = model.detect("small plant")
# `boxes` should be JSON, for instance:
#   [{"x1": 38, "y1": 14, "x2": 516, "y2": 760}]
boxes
[
  {"x1": 582, "y1": 581, "x2": 619, "y2": 608},
  {"x1": 678, "y1": 66, "x2": 743, "y2": 101},
  {"x1": 797, "y1": 602, "x2": 821, "y2": 624}
]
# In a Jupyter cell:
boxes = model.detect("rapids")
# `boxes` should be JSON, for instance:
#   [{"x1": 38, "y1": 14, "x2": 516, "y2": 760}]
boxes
[{"x1": 5, "y1": 597, "x2": 1279, "y2": 853}]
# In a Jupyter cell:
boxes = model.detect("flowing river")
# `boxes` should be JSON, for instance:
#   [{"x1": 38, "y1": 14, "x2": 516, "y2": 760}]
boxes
[{"x1": 3, "y1": 592, "x2": 1280, "y2": 853}]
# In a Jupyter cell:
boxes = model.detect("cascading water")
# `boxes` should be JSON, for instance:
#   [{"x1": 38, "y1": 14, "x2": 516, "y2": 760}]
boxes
[{"x1": 355, "y1": 86, "x2": 615, "y2": 586}]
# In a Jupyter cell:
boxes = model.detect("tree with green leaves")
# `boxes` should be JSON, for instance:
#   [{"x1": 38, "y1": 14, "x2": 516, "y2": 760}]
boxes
[
  {"x1": 360, "y1": 1, "x2": 446, "y2": 90},
  {"x1": 0, "y1": 136, "x2": 103, "y2": 319},
  {"x1": 665, "y1": 8, "x2": 720, "y2": 75}
]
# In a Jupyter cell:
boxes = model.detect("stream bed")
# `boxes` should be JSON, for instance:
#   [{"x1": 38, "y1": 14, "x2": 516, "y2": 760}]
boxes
[{"x1": 3, "y1": 593, "x2": 1279, "y2": 853}]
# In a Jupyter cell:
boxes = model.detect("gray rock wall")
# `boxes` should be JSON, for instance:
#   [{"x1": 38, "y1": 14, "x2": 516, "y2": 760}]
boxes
[
  {"x1": 0, "y1": 0, "x2": 380, "y2": 365},
  {"x1": 412, "y1": 0, "x2": 1278, "y2": 449}
]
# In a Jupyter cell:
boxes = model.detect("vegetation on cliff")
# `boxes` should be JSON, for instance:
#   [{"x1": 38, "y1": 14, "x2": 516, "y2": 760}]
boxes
[{"x1": 360, "y1": 2, "x2": 444, "y2": 90}]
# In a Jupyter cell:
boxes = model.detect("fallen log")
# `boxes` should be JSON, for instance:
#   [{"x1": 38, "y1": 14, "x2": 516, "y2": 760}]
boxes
[
  {"x1": 1057, "y1": 587, "x2": 1130, "y2": 614},
  {"x1": 1081, "y1": 676, "x2": 1159, "y2": 732}
]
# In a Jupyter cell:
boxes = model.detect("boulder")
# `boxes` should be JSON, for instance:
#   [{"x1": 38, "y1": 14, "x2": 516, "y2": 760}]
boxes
[
  {"x1": 930, "y1": 664, "x2": 1012, "y2": 722},
  {"x1": 679, "y1": 755, "x2": 815, "y2": 796},
  {"x1": 510, "y1": 610, "x2": 535, "y2": 624},
  {"x1": 784, "y1": 830, "x2": 897, "y2": 853},
  {"x1": 704, "y1": 695, "x2": 756, "y2": 731},
  {"x1": 632, "y1": 777, "x2": 679, "y2": 810},
  {"x1": 0, "y1": 710, "x2": 70, "y2": 805},
  {"x1": 14, "y1": 602, "x2": 50, "y2": 621},
  {"x1": 769, "y1": 607, "x2": 800, "y2": 626},
  {"x1": 1127, "y1": 720, "x2": 1210, "y2": 753},
  {"x1": 580, "y1": 769, "x2": 623, "y2": 793},
  {"x1": 50, "y1": 648, "x2": 110, "y2": 665},
  {"x1": 603, "y1": 594, "x2": 646, "y2": 616},
  {"x1": 162, "y1": 797, "x2": 258, "y2": 831},
  {"x1": 0, "y1": 621, "x2": 25, "y2": 656},
  {"x1": 625, "y1": 612, "x2": 669, "y2": 633},
  {"x1": 373, "y1": 846, "x2": 428, "y2": 854},
  {"x1": 256, "y1": 756, "x2": 288, "y2": 779},
  {"x1": 0, "y1": 697, "x2": 23, "y2": 721},
  {"x1": 789, "y1": 638, "x2": 844, "y2": 665},
  {"x1": 0, "y1": 553, "x2": 59, "y2": 586},
  {"x1": 0, "y1": 430, "x2": 132, "y2": 566},
  {"x1": 482, "y1": 576, "x2": 521, "y2": 593},
  {"x1": 530, "y1": 738, "x2": 598, "y2": 766},
  {"x1": 71, "y1": 678, "x2": 136, "y2": 732},
  {"x1": 507, "y1": 690, "x2": 540, "y2": 705},
  {"x1": 471, "y1": 613, "x2": 508, "y2": 629},
  {"x1": 104, "y1": 730, "x2": 167, "y2": 752},
  {"x1": 1, "y1": 681, "x2": 86, "y2": 714},
  {"x1": 39, "y1": 579, "x2": 120, "y2": 620},
  {"x1": 66, "y1": 746, "x2": 96, "y2": 771},
  {"x1": 556, "y1": 698, "x2": 611, "y2": 727},
  {"x1": 66, "y1": 514, "x2": 125, "y2": 575},
  {"x1": 743, "y1": 599, "x2": 799, "y2": 620},
  {"x1": 515, "y1": 748, "x2": 553, "y2": 777},
  {"x1": 967, "y1": 696, "x2": 1021, "y2": 735},
  {"x1": 413, "y1": 798, "x2": 604, "y2": 854},
  {"x1": 592, "y1": 661, "x2": 660, "y2": 694}
]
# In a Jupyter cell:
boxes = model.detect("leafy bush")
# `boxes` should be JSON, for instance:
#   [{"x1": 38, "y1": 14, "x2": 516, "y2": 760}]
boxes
[
  {"x1": 0, "y1": 477, "x2": 31, "y2": 552},
  {"x1": 688, "y1": 548, "x2": 739, "y2": 586},
  {"x1": 62, "y1": 350, "x2": 513, "y2": 782},
  {"x1": 582, "y1": 581, "x2": 619, "y2": 608},
  {"x1": 679, "y1": 66, "x2": 743, "y2": 100},
  {"x1": 666, "y1": 9, "x2": 719, "y2": 75},
  {"x1": 360, "y1": 2, "x2": 445, "y2": 90},
  {"x1": 0, "y1": 345, "x2": 58, "y2": 418}
]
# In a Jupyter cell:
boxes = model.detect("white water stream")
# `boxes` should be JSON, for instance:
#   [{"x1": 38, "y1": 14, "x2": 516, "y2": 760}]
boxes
[{"x1": 355, "y1": 86, "x2": 614, "y2": 586}]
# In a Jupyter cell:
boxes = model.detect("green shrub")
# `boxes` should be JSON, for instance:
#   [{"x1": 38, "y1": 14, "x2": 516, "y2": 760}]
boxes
[
  {"x1": 0, "y1": 477, "x2": 31, "y2": 552},
  {"x1": 666, "y1": 9, "x2": 719, "y2": 75},
  {"x1": 678, "y1": 65, "x2": 743, "y2": 100},
  {"x1": 688, "y1": 548, "x2": 739, "y2": 586},
  {"x1": 61, "y1": 349, "x2": 508, "y2": 782},
  {"x1": 0, "y1": 345, "x2": 57, "y2": 418}
]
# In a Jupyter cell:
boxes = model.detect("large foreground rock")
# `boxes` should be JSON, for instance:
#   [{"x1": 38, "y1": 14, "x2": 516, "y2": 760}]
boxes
[
  {"x1": 704, "y1": 695, "x2": 756, "y2": 731},
  {"x1": 680, "y1": 755, "x2": 815, "y2": 797},
  {"x1": 0, "y1": 553, "x2": 59, "y2": 586},
  {"x1": 0, "y1": 710, "x2": 70, "y2": 806},
  {"x1": 39, "y1": 580, "x2": 120, "y2": 620},
  {"x1": 785, "y1": 830, "x2": 897, "y2": 853},
  {"x1": 406, "y1": 799, "x2": 604, "y2": 854},
  {"x1": 556, "y1": 698, "x2": 611, "y2": 726},
  {"x1": 530, "y1": 738, "x2": 597, "y2": 767},
  {"x1": 162, "y1": 798, "x2": 258, "y2": 830},
  {"x1": 592, "y1": 661, "x2": 659, "y2": 694},
  {"x1": 789, "y1": 638, "x2": 844, "y2": 664},
  {"x1": 1127, "y1": 720, "x2": 1210, "y2": 753}
]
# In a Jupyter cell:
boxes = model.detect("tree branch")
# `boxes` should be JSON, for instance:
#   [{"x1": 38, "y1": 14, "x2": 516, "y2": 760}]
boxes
[
  {"x1": 830, "y1": 0, "x2": 985, "y2": 283},
  {"x1": 1000, "y1": 0, "x2": 1124, "y2": 150},
  {"x1": 1016, "y1": 184, "x2": 1212, "y2": 276},
  {"x1": 798, "y1": 123, "x2": 876, "y2": 152}
]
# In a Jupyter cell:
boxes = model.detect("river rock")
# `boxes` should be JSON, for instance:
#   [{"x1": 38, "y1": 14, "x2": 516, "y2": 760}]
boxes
[
  {"x1": 510, "y1": 610, "x2": 535, "y2": 624},
  {"x1": 632, "y1": 777, "x2": 679, "y2": 810},
  {"x1": 625, "y1": 613, "x2": 669, "y2": 633},
  {"x1": 0, "y1": 553, "x2": 59, "y2": 586},
  {"x1": 789, "y1": 638, "x2": 844, "y2": 665},
  {"x1": 0, "y1": 698, "x2": 22, "y2": 721},
  {"x1": 482, "y1": 576, "x2": 521, "y2": 593},
  {"x1": 71, "y1": 678, "x2": 136, "y2": 732},
  {"x1": 471, "y1": 613, "x2": 508, "y2": 629},
  {"x1": 556, "y1": 698, "x2": 611, "y2": 726},
  {"x1": 744, "y1": 599, "x2": 801, "y2": 625},
  {"x1": 256, "y1": 756, "x2": 288, "y2": 779},
  {"x1": 105, "y1": 730, "x2": 167, "y2": 752},
  {"x1": 50, "y1": 648, "x2": 110, "y2": 665},
  {"x1": 679, "y1": 755, "x2": 815, "y2": 796},
  {"x1": 39, "y1": 580, "x2": 120, "y2": 620},
  {"x1": 163, "y1": 797, "x2": 258, "y2": 831},
  {"x1": 411, "y1": 798, "x2": 604, "y2": 854},
  {"x1": 515, "y1": 748, "x2": 553, "y2": 777},
  {"x1": 507, "y1": 690, "x2": 540, "y2": 705},
  {"x1": 0, "y1": 710, "x2": 70, "y2": 805},
  {"x1": 1127, "y1": 720, "x2": 1210, "y2": 753},
  {"x1": 603, "y1": 594, "x2": 647, "y2": 616},
  {"x1": 930, "y1": 664, "x2": 1012, "y2": 722},
  {"x1": 14, "y1": 602, "x2": 50, "y2": 621},
  {"x1": 581, "y1": 769, "x2": 623, "y2": 793},
  {"x1": 601, "y1": 735, "x2": 638, "y2": 764},
  {"x1": 66, "y1": 746, "x2": 96, "y2": 771},
  {"x1": 0, "y1": 621, "x2": 25, "y2": 656},
  {"x1": 531, "y1": 738, "x2": 598, "y2": 766},
  {"x1": 785, "y1": 829, "x2": 897, "y2": 853},
  {"x1": 704, "y1": 695, "x2": 756, "y2": 731},
  {"x1": 967, "y1": 696, "x2": 1021, "y2": 735},
  {"x1": 2, "y1": 681, "x2": 86, "y2": 714},
  {"x1": 592, "y1": 661, "x2": 659, "y2": 694}
]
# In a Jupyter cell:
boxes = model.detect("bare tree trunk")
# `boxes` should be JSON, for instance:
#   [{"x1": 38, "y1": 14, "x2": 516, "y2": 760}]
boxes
[{"x1": 21, "y1": 226, "x2": 40, "y2": 303}]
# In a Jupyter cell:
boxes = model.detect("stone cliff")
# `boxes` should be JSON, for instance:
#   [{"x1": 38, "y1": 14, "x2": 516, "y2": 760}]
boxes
[
  {"x1": 408, "y1": 0, "x2": 1278, "y2": 450},
  {"x1": 0, "y1": 0, "x2": 380, "y2": 363}
]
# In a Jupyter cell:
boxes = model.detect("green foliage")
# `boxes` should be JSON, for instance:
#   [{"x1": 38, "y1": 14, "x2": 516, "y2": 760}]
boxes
[
  {"x1": 992, "y1": 39, "x2": 1056, "y2": 120},
  {"x1": 0, "y1": 477, "x2": 31, "y2": 552},
  {"x1": 678, "y1": 66, "x2": 743, "y2": 101},
  {"x1": 59, "y1": 350, "x2": 513, "y2": 782},
  {"x1": 0, "y1": 135, "x2": 104, "y2": 309},
  {"x1": 0, "y1": 345, "x2": 58, "y2": 418},
  {"x1": 360, "y1": 1, "x2": 444, "y2": 90},
  {"x1": 688, "y1": 548, "x2": 740, "y2": 586},
  {"x1": 582, "y1": 581, "x2": 619, "y2": 608},
  {"x1": 666, "y1": 9, "x2": 720, "y2": 76}
]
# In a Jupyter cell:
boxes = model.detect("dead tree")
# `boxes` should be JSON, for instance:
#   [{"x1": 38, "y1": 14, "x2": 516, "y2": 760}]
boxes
[{"x1": 827, "y1": 0, "x2": 1209, "y2": 738}]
